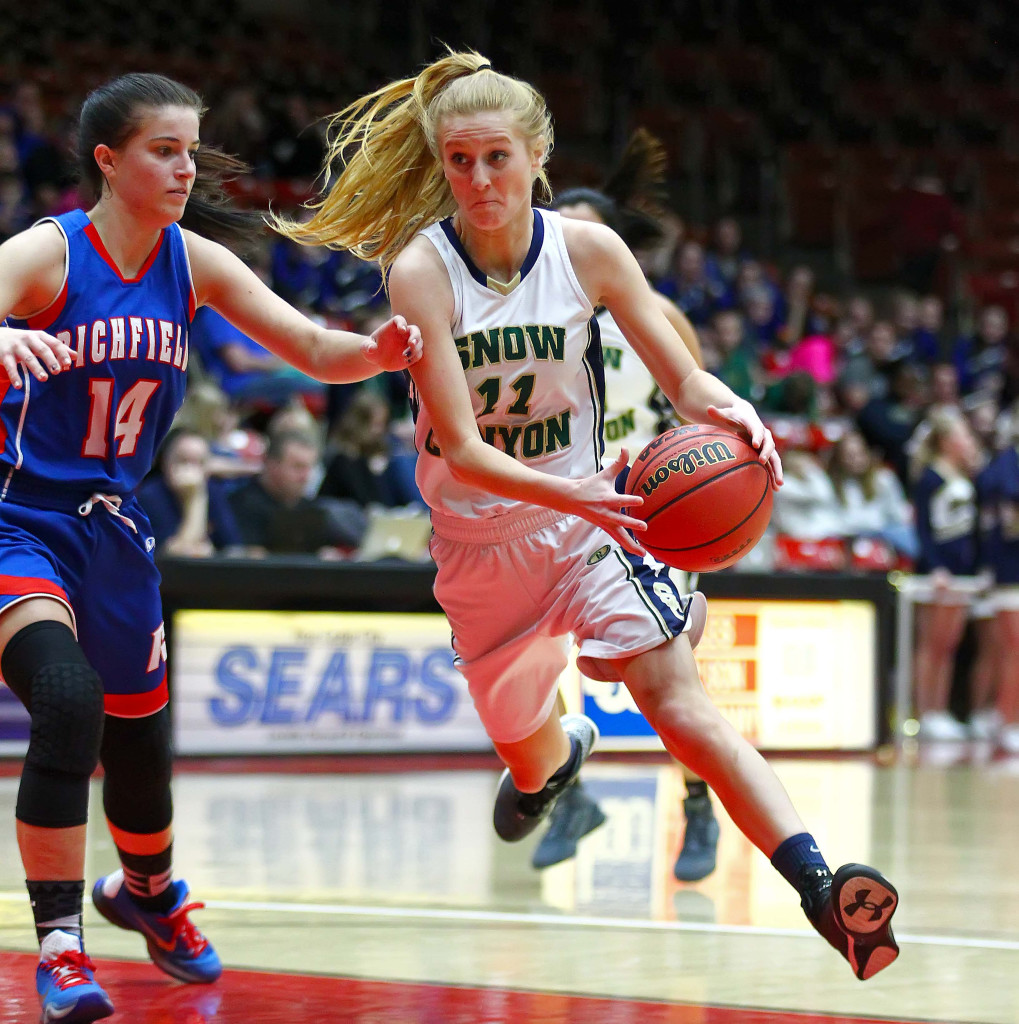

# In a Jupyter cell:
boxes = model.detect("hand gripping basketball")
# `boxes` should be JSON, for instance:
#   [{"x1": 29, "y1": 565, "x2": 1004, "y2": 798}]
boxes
[{"x1": 624, "y1": 424, "x2": 774, "y2": 572}]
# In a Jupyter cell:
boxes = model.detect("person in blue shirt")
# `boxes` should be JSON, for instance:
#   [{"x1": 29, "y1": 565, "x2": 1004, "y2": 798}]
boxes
[
  {"x1": 0, "y1": 71, "x2": 421, "y2": 1022},
  {"x1": 189, "y1": 303, "x2": 327, "y2": 411},
  {"x1": 136, "y1": 427, "x2": 244, "y2": 557}
]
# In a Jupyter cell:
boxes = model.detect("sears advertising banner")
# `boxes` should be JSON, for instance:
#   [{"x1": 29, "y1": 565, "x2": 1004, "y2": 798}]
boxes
[
  {"x1": 172, "y1": 610, "x2": 492, "y2": 755},
  {"x1": 578, "y1": 599, "x2": 877, "y2": 751}
]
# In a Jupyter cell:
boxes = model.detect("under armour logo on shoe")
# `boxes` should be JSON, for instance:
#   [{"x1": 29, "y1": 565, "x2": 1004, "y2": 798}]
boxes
[{"x1": 843, "y1": 888, "x2": 895, "y2": 923}]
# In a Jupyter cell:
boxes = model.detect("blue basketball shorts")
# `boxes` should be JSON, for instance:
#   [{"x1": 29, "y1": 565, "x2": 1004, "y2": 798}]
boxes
[{"x1": 0, "y1": 495, "x2": 166, "y2": 718}]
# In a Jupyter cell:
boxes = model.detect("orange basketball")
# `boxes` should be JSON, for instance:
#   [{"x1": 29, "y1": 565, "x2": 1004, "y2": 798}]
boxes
[{"x1": 625, "y1": 424, "x2": 773, "y2": 572}]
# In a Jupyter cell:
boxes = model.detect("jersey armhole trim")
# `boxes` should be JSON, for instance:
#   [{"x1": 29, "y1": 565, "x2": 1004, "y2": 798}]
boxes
[
  {"x1": 17, "y1": 218, "x2": 70, "y2": 330},
  {"x1": 543, "y1": 210, "x2": 596, "y2": 317},
  {"x1": 417, "y1": 229, "x2": 462, "y2": 329},
  {"x1": 175, "y1": 223, "x2": 198, "y2": 321}
]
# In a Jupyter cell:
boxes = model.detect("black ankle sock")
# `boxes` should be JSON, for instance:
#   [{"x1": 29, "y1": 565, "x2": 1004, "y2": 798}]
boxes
[
  {"x1": 27, "y1": 879, "x2": 84, "y2": 944},
  {"x1": 547, "y1": 737, "x2": 580, "y2": 789},
  {"x1": 770, "y1": 832, "x2": 830, "y2": 894},
  {"x1": 685, "y1": 780, "x2": 708, "y2": 800}
]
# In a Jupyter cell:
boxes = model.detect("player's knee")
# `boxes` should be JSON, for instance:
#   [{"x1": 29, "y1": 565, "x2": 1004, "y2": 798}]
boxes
[
  {"x1": 2, "y1": 621, "x2": 106, "y2": 828},
  {"x1": 1, "y1": 621, "x2": 105, "y2": 777},
  {"x1": 26, "y1": 662, "x2": 106, "y2": 777}
]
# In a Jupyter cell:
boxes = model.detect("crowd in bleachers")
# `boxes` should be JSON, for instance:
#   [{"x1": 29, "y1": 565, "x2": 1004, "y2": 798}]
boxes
[{"x1": 2, "y1": 0, "x2": 1019, "y2": 578}]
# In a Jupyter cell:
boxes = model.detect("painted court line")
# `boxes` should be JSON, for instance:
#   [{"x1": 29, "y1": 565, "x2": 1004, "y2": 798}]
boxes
[
  {"x1": 6, "y1": 891, "x2": 1008, "y2": 954},
  {"x1": 2, "y1": 890, "x2": 1014, "y2": 951}
]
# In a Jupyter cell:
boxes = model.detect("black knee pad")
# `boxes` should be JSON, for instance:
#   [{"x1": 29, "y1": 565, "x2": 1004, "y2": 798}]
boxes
[
  {"x1": 102, "y1": 707, "x2": 173, "y2": 835},
  {"x1": 2, "y1": 622, "x2": 106, "y2": 828}
]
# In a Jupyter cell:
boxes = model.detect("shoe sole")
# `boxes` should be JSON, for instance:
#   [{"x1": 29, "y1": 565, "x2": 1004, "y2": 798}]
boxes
[
  {"x1": 41, "y1": 991, "x2": 115, "y2": 1023},
  {"x1": 831, "y1": 863, "x2": 899, "y2": 980}
]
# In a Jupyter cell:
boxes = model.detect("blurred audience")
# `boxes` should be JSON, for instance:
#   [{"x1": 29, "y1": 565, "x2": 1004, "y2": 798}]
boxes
[
  {"x1": 138, "y1": 428, "x2": 245, "y2": 558},
  {"x1": 227, "y1": 429, "x2": 366, "y2": 556},
  {"x1": 318, "y1": 389, "x2": 422, "y2": 509}
]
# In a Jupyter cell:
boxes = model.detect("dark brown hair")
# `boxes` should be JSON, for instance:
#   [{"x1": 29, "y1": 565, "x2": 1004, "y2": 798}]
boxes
[{"x1": 78, "y1": 72, "x2": 262, "y2": 250}]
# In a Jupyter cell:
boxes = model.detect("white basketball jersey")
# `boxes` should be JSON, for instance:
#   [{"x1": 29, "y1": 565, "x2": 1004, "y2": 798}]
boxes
[
  {"x1": 413, "y1": 209, "x2": 604, "y2": 519},
  {"x1": 597, "y1": 308, "x2": 676, "y2": 463}
]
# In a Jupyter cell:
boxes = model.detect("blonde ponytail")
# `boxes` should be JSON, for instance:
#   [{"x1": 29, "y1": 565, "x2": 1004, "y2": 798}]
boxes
[{"x1": 271, "y1": 49, "x2": 553, "y2": 272}]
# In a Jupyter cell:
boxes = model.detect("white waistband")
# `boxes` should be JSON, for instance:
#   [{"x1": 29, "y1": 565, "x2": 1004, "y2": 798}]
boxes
[{"x1": 430, "y1": 506, "x2": 567, "y2": 544}]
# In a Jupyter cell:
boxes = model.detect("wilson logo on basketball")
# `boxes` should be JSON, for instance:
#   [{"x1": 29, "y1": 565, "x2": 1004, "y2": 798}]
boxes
[{"x1": 638, "y1": 441, "x2": 737, "y2": 495}]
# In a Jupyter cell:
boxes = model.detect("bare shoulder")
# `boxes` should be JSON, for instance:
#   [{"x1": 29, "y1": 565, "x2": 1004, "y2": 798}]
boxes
[
  {"x1": 559, "y1": 216, "x2": 631, "y2": 291},
  {"x1": 0, "y1": 221, "x2": 68, "y2": 315},
  {"x1": 388, "y1": 235, "x2": 453, "y2": 316},
  {"x1": 180, "y1": 228, "x2": 249, "y2": 303}
]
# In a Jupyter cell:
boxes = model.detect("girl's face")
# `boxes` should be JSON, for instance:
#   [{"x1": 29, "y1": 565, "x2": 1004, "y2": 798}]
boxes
[
  {"x1": 439, "y1": 112, "x2": 543, "y2": 232},
  {"x1": 96, "y1": 104, "x2": 199, "y2": 227},
  {"x1": 837, "y1": 433, "x2": 870, "y2": 476}
]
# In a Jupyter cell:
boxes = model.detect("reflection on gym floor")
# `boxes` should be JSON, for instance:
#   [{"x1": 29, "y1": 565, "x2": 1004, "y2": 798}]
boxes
[{"x1": 1, "y1": 756, "x2": 1018, "y2": 1023}]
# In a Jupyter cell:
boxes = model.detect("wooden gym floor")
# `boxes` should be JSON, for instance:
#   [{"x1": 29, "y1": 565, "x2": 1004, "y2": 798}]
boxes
[{"x1": 0, "y1": 746, "x2": 1014, "y2": 1023}]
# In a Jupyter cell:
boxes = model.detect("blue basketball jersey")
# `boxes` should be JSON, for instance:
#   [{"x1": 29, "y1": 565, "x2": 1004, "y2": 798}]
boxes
[{"x1": 2, "y1": 209, "x2": 194, "y2": 504}]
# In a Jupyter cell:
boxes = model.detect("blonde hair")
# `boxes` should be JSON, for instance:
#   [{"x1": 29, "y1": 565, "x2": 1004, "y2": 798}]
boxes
[
  {"x1": 271, "y1": 50, "x2": 554, "y2": 272},
  {"x1": 909, "y1": 406, "x2": 970, "y2": 481}
]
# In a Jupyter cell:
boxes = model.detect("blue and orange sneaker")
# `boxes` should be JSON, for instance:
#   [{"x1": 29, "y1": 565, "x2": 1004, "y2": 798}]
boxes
[
  {"x1": 91, "y1": 870, "x2": 222, "y2": 984},
  {"x1": 36, "y1": 930, "x2": 114, "y2": 1023}
]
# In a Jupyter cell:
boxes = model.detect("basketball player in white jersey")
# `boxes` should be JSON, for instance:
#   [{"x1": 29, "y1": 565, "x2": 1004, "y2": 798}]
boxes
[
  {"x1": 275, "y1": 50, "x2": 900, "y2": 981},
  {"x1": 532, "y1": 176, "x2": 721, "y2": 882}
]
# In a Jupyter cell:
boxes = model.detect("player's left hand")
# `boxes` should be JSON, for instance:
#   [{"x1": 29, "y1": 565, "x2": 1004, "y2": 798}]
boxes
[
  {"x1": 361, "y1": 314, "x2": 423, "y2": 371},
  {"x1": 707, "y1": 400, "x2": 783, "y2": 488}
]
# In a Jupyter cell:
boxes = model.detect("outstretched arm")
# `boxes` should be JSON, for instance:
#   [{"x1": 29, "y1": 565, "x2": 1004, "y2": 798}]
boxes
[
  {"x1": 566, "y1": 219, "x2": 782, "y2": 488},
  {"x1": 389, "y1": 238, "x2": 646, "y2": 554},
  {"x1": 185, "y1": 231, "x2": 422, "y2": 382}
]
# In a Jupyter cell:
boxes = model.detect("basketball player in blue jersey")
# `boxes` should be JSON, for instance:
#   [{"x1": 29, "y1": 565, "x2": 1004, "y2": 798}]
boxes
[
  {"x1": 0, "y1": 73, "x2": 421, "y2": 1023},
  {"x1": 278, "y1": 50, "x2": 899, "y2": 982}
]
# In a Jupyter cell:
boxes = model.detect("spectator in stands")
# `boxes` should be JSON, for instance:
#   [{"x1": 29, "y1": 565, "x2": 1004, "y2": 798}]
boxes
[
  {"x1": 173, "y1": 381, "x2": 265, "y2": 480},
  {"x1": 928, "y1": 361, "x2": 961, "y2": 414},
  {"x1": 744, "y1": 283, "x2": 783, "y2": 348},
  {"x1": 660, "y1": 240, "x2": 731, "y2": 326},
  {"x1": 266, "y1": 92, "x2": 327, "y2": 181},
  {"x1": 951, "y1": 303, "x2": 1010, "y2": 399},
  {"x1": 318, "y1": 389, "x2": 422, "y2": 508},
  {"x1": 201, "y1": 85, "x2": 269, "y2": 171},
  {"x1": 709, "y1": 308, "x2": 757, "y2": 401},
  {"x1": 828, "y1": 430, "x2": 917, "y2": 561},
  {"x1": 270, "y1": 230, "x2": 332, "y2": 310},
  {"x1": 137, "y1": 428, "x2": 244, "y2": 557},
  {"x1": 839, "y1": 294, "x2": 876, "y2": 356},
  {"x1": 189, "y1": 304, "x2": 327, "y2": 412},
  {"x1": 228, "y1": 429, "x2": 366, "y2": 555},
  {"x1": 770, "y1": 443, "x2": 843, "y2": 542},
  {"x1": 910, "y1": 407, "x2": 983, "y2": 741},
  {"x1": 779, "y1": 264, "x2": 819, "y2": 346},
  {"x1": 858, "y1": 359, "x2": 927, "y2": 483},
  {"x1": 894, "y1": 162, "x2": 964, "y2": 296},
  {"x1": 912, "y1": 294, "x2": 950, "y2": 363},
  {"x1": 704, "y1": 215, "x2": 748, "y2": 292}
]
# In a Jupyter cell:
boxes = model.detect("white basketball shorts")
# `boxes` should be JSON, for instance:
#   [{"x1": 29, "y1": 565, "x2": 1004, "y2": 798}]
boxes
[{"x1": 430, "y1": 506, "x2": 706, "y2": 744}]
